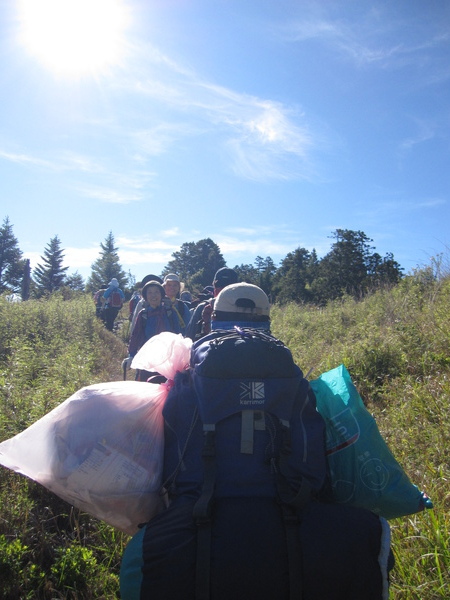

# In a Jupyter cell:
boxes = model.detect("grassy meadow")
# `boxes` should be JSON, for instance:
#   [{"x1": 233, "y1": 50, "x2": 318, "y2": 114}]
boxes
[{"x1": 0, "y1": 272, "x2": 449, "y2": 599}]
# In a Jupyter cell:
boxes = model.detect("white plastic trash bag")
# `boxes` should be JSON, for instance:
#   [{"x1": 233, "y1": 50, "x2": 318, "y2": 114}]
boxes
[
  {"x1": 0, "y1": 381, "x2": 165, "y2": 535},
  {"x1": 0, "y1": 333, "x2": 192, "y2": 536},
  {"x1": 131, "y1": 331, "x2": 192, "y2": 375}
]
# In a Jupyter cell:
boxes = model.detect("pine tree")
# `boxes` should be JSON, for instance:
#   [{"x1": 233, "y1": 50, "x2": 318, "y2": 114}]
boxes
[
  {"x1": 21, "y1": 258, "x2": 31, "y2": 300},
  {"x1": 33, "y1": 235, "x2": 69, "y2": 296},
  {"x1": 86, "y1": 232, "x2": 127, "y2": 294},
  {"x1": 64, "y1": 271, "x2": 85, "y2": 292},
  {"x1": 163, "y1": 238, "x2": 226, "y2": 291},
  {"x1": 0, "y1": 216, "x2": 24, "y2": 294}
]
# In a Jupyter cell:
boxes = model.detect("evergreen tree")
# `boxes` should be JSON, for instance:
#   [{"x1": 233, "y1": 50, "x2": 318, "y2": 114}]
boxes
[
  {"x1": 272, "y1": 247, "x2": 313, "y2": 304},
  {"x1": 313, "y1": 229, "x2": 403, "y2": 302},
  {"x1": 33, "y1": 236, "x2": 69, "y2": 296},
  {"x1": 64, "y1": 271, "x2": 85, "y2": 292},
  {"x1": 21, "y1": 258, "x2": 31, "y2": 300},
  {"x1": 366, "y1": 252, "x2": 403, "y2": 287},
  {"x1": 254, "y1": 256, "x2": 277, "y2": 298},
  {"x1": 233, "y1": 263, "x2": 259, "y2": 285},
  {"x1": 163, "y1": 238, "x2": 226, "y2": 291},
  {"x1": 86, "y1": 232, "x2": 127, "y2": 293},
  {"x1": 0, "y1": 216, "x2": 24, "y2": 294}
]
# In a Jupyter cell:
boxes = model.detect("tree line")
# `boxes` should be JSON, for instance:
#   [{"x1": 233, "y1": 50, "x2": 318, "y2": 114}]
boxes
[{"x1": 0, "y1": 215, "x2": 404, "y2": 305}]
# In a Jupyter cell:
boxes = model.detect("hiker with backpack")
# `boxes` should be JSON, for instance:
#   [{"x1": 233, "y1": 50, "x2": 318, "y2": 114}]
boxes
[
  {"x1": 93, "y1": 288, "x2": 107, "y2": 321},
  {"x1": 162, "y1": 273, "x2": 191, "y2": 336},
  {"x1": 120, "y1": 283, "x2": 393, "y2": 600},
  {"x1": 126, "y1": 280, "x2": 185, "y2": 382},
  {"x1": 185, "y1": 267, "x2": 238, "y2": 340},
  {"x1": 129, "y1": 274, "x2": 164, "y2": 336},
  {"x1": 102, "y1": 279, "x2": 125, "y2": 331}
]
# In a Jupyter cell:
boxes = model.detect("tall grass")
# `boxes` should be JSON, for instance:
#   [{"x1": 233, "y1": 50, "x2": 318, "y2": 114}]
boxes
[
  {"x1": 0, "y1": 295, "x2": 129, "y2": 599},
  {"x1": 0, "y1": 274, "x2": 449, "y2": 598},
  {"x1": 271, "y1": 275, "x2": 450, "y2": 599}
]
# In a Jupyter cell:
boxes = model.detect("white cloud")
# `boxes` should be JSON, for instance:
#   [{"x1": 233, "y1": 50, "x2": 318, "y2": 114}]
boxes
[
  {"x1": 0, "y1": 149, "x2": 55, "y2": 169},
  {"x1": 78, "y1": 186, "x2": 143, "y2": 204},
  {"x1": 123, "y1": 47, "x2": 316, "y2": 181}
]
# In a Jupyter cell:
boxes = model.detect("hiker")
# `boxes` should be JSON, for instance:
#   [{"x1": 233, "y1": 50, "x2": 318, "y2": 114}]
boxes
[
  {"x1": 102, "y1": 279, "x2": 125, "y2": 331},
  {"x1": 127, "y1": 280, "x2": 184, "y2": 382},
  {"x1": 120, "y1": 283, "x2": 393, "y2": 600},
  {"x1": 129, "y1": 274, "x2": 164, "y2": 335},
  {"x1": 162, "y1": 273, "x2": 191, "y2": 335},
  {"x1": 93, "y1": 288, "x2": 107, "y2": 320},
  {"x1": 185, "y1": 267, "x2": 238, "y2": 340},
  {"x1": 189, "y1": 285, "x2": 214, "y2": 310},
  {"x1": 180, "y1": 290, "x2": 193, "y2": 308},
  {"x1": 128, "y1": 288, "x2": 142, "y2": 322}
]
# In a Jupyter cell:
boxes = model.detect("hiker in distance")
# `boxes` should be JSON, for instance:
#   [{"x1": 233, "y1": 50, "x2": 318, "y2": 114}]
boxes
[
  {"x1": 126, "y1": 280, "x2": 184, "y2": 382},
  {"x1": 102, "y1": 278, "x2": 125, "y2": 331},
  {"x1": 185, "y1": 266, "x2": 238, "y2": 340},
  {"x1": 120, "y1": 283, "x2": 393, "y2": 600},
  {"x1": 129, "y1": 274, "x2": 164, "y2": 336},
  {"x1": 162, "y1": 273, "x2": 191, "y2": 336}
]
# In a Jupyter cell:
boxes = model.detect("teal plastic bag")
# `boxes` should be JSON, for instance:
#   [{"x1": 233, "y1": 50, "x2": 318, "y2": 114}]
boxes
[{"x1": 310, "y1": 364, "x2": 432, "y2": 520}]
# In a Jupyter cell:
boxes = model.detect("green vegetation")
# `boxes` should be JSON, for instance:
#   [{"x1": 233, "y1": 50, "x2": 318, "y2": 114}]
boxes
[
  {"x1": 0, "y1": 271, "x2": 449, "y2": 598},
  {"x1": 1, "y1": 214, "x2": 404, "y2": 306}
]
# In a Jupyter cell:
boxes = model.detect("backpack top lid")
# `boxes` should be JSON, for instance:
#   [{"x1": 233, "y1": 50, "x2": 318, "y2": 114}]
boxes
[{"x1": 191, "y1": 328, "x2": 304, "y2": 424}]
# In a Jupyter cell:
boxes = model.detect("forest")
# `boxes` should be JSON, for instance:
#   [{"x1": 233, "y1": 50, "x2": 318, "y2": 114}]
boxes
[{"x1": 0, "y1": 215, "x2": 405, "y2": 305}]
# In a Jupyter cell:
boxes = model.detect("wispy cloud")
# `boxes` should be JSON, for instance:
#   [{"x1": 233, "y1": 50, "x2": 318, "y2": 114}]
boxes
[
  {"x1": 0, "y1": 149, "x2": 56, "y2": 169},
  {"x1": 277, "y1": 6, "x2": 450, "y2": 70},
  {"x1": 119, "y1": 45, "x2": 316, "y2": 182},
  {"x1": 399, "y1": 119, "x2": 436, "y2": 152},
  {"x1": 78, "y1": 185, "x2": 144, "y2": 204},
  {"x1": 0, "y1": 147, "x2": 106, "y2": 173}
]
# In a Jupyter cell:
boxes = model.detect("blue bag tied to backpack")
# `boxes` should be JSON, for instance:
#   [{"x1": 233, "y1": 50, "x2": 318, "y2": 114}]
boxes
[{"x1": 310, "y1": 364, "x2": 432, "y2": 519}]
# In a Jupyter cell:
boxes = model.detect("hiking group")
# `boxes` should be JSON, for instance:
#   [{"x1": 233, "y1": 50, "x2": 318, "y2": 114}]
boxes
[{"x1": 117, "y1": 271, "x2": 394, "y2": 600}]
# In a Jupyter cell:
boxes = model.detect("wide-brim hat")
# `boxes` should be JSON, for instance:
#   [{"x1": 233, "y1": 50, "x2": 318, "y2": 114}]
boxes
[
  {"x1": 142, "y1": 281, "x2": 165, "y2": 302},
  {"x1": 141, "y1": 274, "x2": 163, "y2": 286},
  {"x1": 163, "y1": 273, "x2": 185, "y2": 292}
]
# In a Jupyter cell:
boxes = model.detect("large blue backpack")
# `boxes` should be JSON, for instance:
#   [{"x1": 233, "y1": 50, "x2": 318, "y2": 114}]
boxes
[
  {"x1": 121, "y1": 328, "x2": 393, "y2": 600},
  {"x1": 159, "y1": 327, "x2": 328, "y2": 599},
  {"x1": 162, "y1": 327, "x2": 327, "y2": 506}
]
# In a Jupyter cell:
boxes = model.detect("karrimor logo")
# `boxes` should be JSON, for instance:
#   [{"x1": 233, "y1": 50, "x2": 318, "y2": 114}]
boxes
[{"x1": 240, "y1": 381, "x2": 265, "y2": 405}]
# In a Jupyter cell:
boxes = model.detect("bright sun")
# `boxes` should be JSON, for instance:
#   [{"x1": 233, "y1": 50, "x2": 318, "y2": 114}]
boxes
[{"x1": 18, "y1": 0, "x2": 130, "y2": 77}]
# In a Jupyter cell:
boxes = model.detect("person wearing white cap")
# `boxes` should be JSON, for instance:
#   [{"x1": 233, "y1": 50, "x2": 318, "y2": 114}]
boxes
[{"x1": 211, "y1": 282, "x2": 271, "y2": 331}]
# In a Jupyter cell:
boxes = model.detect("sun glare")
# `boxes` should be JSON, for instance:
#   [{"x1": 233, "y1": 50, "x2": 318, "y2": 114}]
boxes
[{"x1": 18, "y1": 0, "x2": 130, "y2": 77}]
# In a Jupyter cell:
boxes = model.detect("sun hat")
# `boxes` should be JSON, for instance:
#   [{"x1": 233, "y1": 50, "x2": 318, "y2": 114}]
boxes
[
  {"x1": 163, "y1": 273, "x2": 180, "y2": 283},
  {"x1": 163, "y1": 273, "x2": 184, "y2": 293},
  {"x1": 141, "y1": 274, "x2": 163, "y2": 286},
  {"x1": 142, "y1": 281, "x2": 165, "y2": 302}
]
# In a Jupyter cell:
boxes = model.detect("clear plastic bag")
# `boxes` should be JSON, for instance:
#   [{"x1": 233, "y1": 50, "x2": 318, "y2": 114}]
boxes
[
  {"x1": 0, "y1": 381, "x2": 166, "y2": 535},
  {"x1": 131, "y1": 331, "x2": 192, "y2": 375},
  {"x1": 0, "y1": 333, "x2": 192, "y2": 535}
]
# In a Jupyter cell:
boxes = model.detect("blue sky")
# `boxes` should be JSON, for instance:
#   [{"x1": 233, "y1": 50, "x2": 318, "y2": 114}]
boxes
[{"x1": 1, "y1": 0, "x2": 449, "y2": 283}]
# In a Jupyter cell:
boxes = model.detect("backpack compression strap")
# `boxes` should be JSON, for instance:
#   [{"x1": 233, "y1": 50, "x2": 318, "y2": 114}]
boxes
[
  {"x1": 192, "y1": 416, "x2": 311, "y2": 600},
  {"x1": 192, "y1": 426, "x2": 216, "y2": 600},
  {"x1": 274, "y1": 420, "x2": 313, "y2": 600}
]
